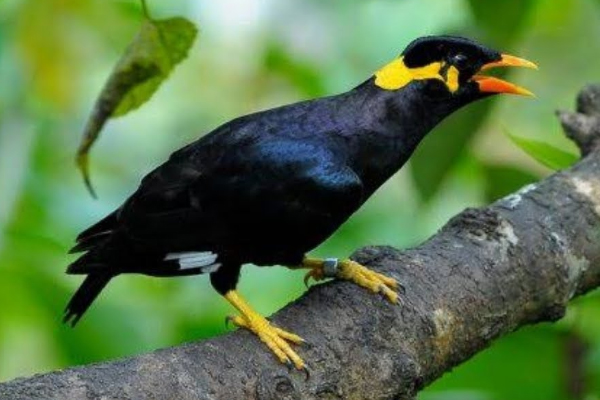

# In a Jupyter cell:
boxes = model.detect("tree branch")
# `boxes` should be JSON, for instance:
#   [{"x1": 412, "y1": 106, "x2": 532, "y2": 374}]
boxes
[{"x1": 3, "y1": 85, "x2": 600, "y2": 400}]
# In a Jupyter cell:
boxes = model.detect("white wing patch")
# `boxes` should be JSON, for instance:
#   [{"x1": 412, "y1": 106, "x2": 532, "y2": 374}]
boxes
[{"x1": 164, "y1": 251, "x2": 220, "y2": 273}]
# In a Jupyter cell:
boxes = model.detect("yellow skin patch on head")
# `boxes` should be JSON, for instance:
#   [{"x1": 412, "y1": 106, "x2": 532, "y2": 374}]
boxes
[
  {"x1": 374, "y1": 57, "x2": 460, "y2": 93},
  {"x1": 445, "y1": 65, "x2": 460, "y2": 93}
]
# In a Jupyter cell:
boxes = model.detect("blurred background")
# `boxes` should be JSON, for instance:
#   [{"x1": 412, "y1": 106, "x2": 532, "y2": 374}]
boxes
[{"x1": 1, "y1": 0, "x2": 600, "y2": 398}]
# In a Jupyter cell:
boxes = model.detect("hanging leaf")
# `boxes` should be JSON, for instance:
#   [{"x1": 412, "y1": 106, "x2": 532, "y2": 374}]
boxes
[
  {"x1": 505, "y1": 131, "x2": 579, "y2": 170},
  {"x1": 76, "y1": 16, "x2": 198, "y2": 197}
]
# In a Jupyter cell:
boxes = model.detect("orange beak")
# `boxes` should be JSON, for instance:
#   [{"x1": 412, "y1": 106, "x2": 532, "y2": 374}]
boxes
[{"x1": 472, "y1": 54, "x2": 538, "y2": 96}]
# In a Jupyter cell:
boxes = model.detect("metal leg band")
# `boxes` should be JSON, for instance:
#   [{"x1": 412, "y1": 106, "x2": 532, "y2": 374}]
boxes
[{"x1": 322, "y1": 258, "x2": 339, "y2": 278}]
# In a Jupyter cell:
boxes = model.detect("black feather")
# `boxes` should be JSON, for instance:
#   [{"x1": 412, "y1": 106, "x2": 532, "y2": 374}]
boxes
[
  {"x1": 63, "y1": 273, "x2": 112, "y2": 326},
  {"x1": 76, "y1": 211, "x2": 118, "y2": 242},
  {"x1": 69, "y1": 231, "x2": 112, "y2": 254}
]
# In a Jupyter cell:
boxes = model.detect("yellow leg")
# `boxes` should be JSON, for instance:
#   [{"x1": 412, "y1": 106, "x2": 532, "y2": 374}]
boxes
[
  {"x1": 299, "y1": 257, "x2": 400, "y2": 303},
  {"x1": 224, "y1": 290, "x2": 306, "y2": 370}
]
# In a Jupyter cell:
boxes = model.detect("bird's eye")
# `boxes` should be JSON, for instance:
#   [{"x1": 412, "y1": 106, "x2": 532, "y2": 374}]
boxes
[{"x1": 451, "y1": 54, "x2": 469, "y2": 69}]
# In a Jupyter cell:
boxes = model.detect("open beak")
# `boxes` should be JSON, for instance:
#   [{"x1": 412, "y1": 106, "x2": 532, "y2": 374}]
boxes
[{"x1": 472, "y1": 54, "x2": 538, "y2": 96}]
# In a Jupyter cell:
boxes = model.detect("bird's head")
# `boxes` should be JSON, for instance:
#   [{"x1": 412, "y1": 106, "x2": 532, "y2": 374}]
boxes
[{"x1": 374, "y1": 35, "x2": 537, "y2": 102}]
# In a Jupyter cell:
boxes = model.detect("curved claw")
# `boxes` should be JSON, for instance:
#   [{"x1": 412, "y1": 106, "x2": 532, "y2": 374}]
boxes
[
  {"x1": 303, "y1": 268, "x2": 324, "y2": 287},
  {"x1": 303, "y1": 272, "x2": 312, "y2": 288},
  {"x1": 283, "y1": 360, "x2": 310, "y2": 379},
  {"x1": 302, "y1": 365, "x2": 311, "y2": 381}
]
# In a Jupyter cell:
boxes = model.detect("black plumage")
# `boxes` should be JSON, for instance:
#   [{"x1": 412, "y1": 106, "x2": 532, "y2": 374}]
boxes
[{"x1": 65, "y1": 35, "x2": 534, "y2": 342}]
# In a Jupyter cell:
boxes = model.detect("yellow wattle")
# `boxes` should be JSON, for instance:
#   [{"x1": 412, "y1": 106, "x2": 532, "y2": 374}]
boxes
[
  {"x1": 374, "y1": 57, "x2": 459, "y2": 93},
  {"x1": 446, "y1": 65, "x2": 460, "y2": 93}
]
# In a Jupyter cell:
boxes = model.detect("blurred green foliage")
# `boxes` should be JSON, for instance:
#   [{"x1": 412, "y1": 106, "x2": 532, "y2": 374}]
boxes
[{"x1": 1, "y1": 0, "x2": 600, "y2": 399}]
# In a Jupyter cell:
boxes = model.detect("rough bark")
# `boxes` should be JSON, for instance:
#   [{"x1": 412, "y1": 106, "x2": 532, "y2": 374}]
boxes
[{"x1": 2, "y1": 85, "x2": 600, "y2": 400}]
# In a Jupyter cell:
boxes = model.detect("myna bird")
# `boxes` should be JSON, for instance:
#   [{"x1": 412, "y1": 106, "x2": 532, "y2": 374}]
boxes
[{"x1": 65, "y1": 35, "x2": 536, "y2": 371}]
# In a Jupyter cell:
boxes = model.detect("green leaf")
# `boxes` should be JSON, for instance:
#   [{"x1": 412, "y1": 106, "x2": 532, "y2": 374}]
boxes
[
  {"x1": 112, "y1": 17, "x2": 197, "y2": 116},
  {"x1": 76, "y1": 16, "x2": 198, "y2": 196},
  {"x1": 506, "y1": 131, "x2": 579, "y2": 170}
]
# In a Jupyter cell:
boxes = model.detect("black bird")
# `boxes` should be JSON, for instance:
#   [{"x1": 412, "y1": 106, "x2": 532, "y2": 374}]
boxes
[{"x1": 66, "y1": 35, "x2": 536, "y2": 370}]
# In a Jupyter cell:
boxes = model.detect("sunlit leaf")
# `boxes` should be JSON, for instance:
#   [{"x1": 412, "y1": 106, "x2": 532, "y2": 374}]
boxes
[
  {"x1": 505, "y1": 131, "x2": 579, "y2": 170},
  {"x1": 76, "y1": 16, "x2": 198, "y2": 196},
  {"x1": 112, "y1": 17, "x2": 198, "y2": 116}
]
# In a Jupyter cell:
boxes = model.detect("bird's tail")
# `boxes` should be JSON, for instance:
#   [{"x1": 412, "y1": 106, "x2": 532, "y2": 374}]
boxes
[
  {"x1": 65, "y1": 211, "x2": 121, "y2": 326},
  {"x1": 63, "y1": 273, "x2": 113, "y2": 326},
  {"x1": 65, "y1": 209, "x2": 218, "y2": 325}
]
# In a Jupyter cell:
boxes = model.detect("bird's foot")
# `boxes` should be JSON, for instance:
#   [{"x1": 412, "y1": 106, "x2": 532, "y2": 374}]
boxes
[
  {"x1": 224, "y1": 291, "x2": 306, "y2": 370},
  {"x1": 301, "y1": 257, "x2": 400, "y2": 304}
]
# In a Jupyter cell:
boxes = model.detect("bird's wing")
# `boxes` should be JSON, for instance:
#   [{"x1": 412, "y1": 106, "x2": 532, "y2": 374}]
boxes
[{"x1": 117, "y1": 136, "x2": 364, "y2": 257}]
